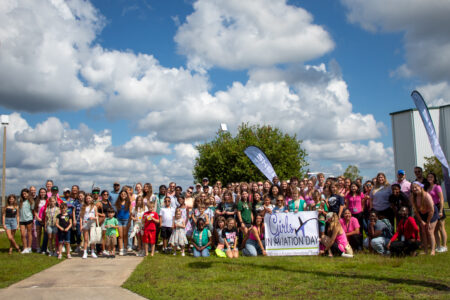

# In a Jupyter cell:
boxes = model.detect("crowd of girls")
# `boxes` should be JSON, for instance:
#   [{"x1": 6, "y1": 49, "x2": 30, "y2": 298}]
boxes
[{"x1": 1, "y1": 167, "x2": 448, "y2": 258}]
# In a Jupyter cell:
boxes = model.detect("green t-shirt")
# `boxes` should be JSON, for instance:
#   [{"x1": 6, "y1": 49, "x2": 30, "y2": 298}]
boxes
[
  {"x1": 104, "y1": 217, "x2": 119, "y2": 236},
  {"x1": 237, "y1": 201, "x2": 252, "y2": 224}
]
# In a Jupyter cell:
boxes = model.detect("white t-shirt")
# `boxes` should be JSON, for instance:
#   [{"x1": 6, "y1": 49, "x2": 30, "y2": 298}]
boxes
[{"x1": 160, "y1": 207, "x2": 175, "y2": 227}]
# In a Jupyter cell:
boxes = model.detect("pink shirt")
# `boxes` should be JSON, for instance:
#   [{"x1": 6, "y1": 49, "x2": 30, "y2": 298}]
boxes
[
  {"x1": 397, "y1": 179, "x2": 411, "y2": 197},
  {"x1": 340, "y1": 217, "x2": 360, "y2": 234},
  {"x1": 345, "y1": 193, "x2": 364, "y2": 214},
  {"x1": 428, "y1": 184, "x2": 442, "y2": 205}
]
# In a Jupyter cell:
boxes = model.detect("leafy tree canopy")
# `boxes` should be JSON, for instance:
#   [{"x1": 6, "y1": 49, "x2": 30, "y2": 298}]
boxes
[
  {"x1": 423, "y1": 156, "x2": 444, "y2": 183},
  {"x1": 343, "y1": 165, "x2": 361, "y2": 182},
  {"x1": 193, "y1": 123, "x2": 308, "y2": 184}
]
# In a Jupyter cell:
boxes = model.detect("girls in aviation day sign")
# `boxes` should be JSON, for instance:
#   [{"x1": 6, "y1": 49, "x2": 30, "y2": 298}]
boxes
[{"x1": 264, "y1": 211, "x2": 319, "y2": 256}]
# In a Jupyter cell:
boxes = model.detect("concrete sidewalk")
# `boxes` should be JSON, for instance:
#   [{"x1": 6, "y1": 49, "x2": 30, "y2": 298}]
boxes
[{"x1": 0, "y1": 256, "x2": 146, "y2": 299}]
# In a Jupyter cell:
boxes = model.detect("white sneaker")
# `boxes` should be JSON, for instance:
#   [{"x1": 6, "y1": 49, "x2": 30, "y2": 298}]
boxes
[
  {"x1": 82, "y1": 251, "x2": 88, "y2": 259},
  {"x1": 119, "y1": 249, "x2": 124, "y2": 256},
  {"x1": 181, "y1": 252, "x2": 185, "y2": 257},
  {"x1": 341, "y1": 253, "x2": 353, "y2": 258},
  {"x1": 21, "y1": 248, "x2": 29, "y2": 254},
  {"x1": 127, "y1": 247, "x2": 133, "y2": 252},
  {"x1": 62, "y1": 247, "x2": 66, "y2": 253},
  {"x1": 102, "y1": 250, "x2": 109, "y2": 256},
  {"x1": 58, "y1": 254, "x2": 62, "y2": 259},
  {"x1": 91, "y1": 252, "x2": 97, "y2": 258},
  {"x1": 173, "y1": 251, "x2": 176, "y2": 256},
  {"x1": 437, "y1": 246, "x2": 448, "y2": 253}
]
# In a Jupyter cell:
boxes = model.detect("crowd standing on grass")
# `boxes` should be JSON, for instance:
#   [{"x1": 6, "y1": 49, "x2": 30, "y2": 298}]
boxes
[{"x1": 1, "y1": 167, "x2": 448, "y2": 259}]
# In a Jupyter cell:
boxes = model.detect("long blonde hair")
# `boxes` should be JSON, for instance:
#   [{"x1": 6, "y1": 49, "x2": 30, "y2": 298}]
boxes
[
  {"x1": 328, "y1": 213, "x2": 341, "y2": 232},
  {"x1": 374, "y1": 172, "x2": 389, "y2": 189}
]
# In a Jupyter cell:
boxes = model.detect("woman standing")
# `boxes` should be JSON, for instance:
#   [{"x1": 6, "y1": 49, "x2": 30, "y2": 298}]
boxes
[
  {"x1": 426, "y1": 173, "x2": 447, "y2": 253},
  {"x1": 371, "y1": 173, "x2": 394, "y2": 227},
  {"x1": 34, "y1": 188, "x2": 47, "y2": 253},
  {"x1": 2, "y1": 194, "x2": 21, "y2": 254},
  {"x1": 98, "y1": 190, "x2": 113, "y2": 255},
  {"x1": 19, "y1": 188, "x2": 35, "y2": 253},
  {"x1": 115, "y1": 189, "x2": 132, "y2": 256},
  {"x1": 411, "y1": 182, "x2": 439, "y2": 255}
]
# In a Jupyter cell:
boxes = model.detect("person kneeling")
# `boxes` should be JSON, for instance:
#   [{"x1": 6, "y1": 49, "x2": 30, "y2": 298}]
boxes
[
  {"x1": 363, "y1": 211, "x2": 393, "y2": 255},
  {"x1": 320, "y1": 212, "x2": 353, "y2": 258},
  {"x1": 243, "y1": 214, "x2": 266, "y2": 256},
  {"x1": 387, "y1": 206, "x2": 420, "y2": 256}
]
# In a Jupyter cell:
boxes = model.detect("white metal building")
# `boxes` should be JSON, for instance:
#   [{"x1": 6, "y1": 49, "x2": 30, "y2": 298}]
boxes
[{"x1": 390, "y1": 104, "x2": 450, "y2": 200}]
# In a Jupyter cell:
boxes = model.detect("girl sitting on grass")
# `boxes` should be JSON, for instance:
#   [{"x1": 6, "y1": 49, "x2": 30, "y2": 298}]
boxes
[
  {"x1": 192, "y1": 218, "x2": 211, "y2": 257},
  {"x1": 222, "y1": 217, "x2": 239, "y2": 258},
  {"x1": 213, "y1": 216, "x2": 227, "y2": 257}
]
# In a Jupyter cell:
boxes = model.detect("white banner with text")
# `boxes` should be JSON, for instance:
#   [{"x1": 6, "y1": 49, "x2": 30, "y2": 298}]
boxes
[{"x1": 264, "y1": 211, "x2": 319, "y2": 256}]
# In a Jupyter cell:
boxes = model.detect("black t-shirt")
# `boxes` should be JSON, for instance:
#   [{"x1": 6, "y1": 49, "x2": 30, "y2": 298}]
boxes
[
  {"x1": 328, "y1": 194, "x2": 344, "y2": 214},
  {"x1": 217, "y1": 202, "x2": 237, "y2": 215},
  {"x1": 57, "y1": 213, "x2": 71, "y2": 230},
  {"x1": 389, "y1": 192, "x2": 410, "y2": 211},
  {"x1": 221, "y1": 228, "x2": 238, "y2": 247}
]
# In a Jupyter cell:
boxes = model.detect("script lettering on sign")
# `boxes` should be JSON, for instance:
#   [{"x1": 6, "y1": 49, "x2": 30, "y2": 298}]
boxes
[{"x1": 264, "y1": 211, "x2": 319, "y2": 256}]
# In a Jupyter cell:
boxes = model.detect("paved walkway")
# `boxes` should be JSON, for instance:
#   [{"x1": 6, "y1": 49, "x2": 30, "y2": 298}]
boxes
[{"x1": 0, "y1": 256, "x2": 145, "y2": 300}]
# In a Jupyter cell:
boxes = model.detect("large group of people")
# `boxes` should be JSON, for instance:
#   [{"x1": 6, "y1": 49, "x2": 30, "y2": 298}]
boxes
[{"x1": 1, "y1": 166, "x2": 447, "y2": 259}]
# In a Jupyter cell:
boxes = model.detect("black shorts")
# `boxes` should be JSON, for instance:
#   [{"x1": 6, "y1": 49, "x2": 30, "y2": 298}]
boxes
[
  {"x1": 19, "y1": 220, "x2": 33, "y2": 226},
  {"x1": 160, "y1": 227, "x2": 172, "y2": 239},
  {"x1": 436, "y1": 203, "x2": 446, "y2": 220}
]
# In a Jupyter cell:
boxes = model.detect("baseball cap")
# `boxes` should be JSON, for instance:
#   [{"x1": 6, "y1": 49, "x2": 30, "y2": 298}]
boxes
[
  {"x1": 196, "y1": 183, "x2": 202, "y2": 187},
  {"x1": 51, "y1": 186, "x2": 59, "y2": 191},
  {"x1": 92, "y1": 187, "x2": 100, "y2": 193},
  {"x1": 202, "y1": 177, "x2": 209, "y2": 182},
  {"x1": 397, "y1": 169, "x2": 405, "y2": 175},
  {"x1": 63, "y1": 188, "x2": 70, "y2": 193}
]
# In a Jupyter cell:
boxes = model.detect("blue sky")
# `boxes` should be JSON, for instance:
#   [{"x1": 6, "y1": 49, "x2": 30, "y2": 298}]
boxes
[{"x1": 1, "y1": 0, "x2": 449, "y2": 193}]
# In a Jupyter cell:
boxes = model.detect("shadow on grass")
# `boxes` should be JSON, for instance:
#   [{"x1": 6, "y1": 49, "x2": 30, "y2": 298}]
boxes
[{"x1": 187, "y1": 261, "x2": 450, "y2": 292}]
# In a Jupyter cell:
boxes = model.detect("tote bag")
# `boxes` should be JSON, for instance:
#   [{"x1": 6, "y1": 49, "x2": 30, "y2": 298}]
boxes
[{"x1": 89, "y1": 216, "x2": 102, "y2": 244}]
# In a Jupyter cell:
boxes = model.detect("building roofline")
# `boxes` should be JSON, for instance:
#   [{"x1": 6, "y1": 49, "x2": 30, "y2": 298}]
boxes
[{"x1": 390, "y1": 104, "x2": 450, "y2": 116}]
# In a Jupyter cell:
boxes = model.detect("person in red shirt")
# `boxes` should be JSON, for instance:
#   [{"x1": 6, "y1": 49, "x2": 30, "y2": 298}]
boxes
[
  {"x1": 142, "y1": 202, "x2": 159, "y2": 257},
  {"x1": 387, "y1": 206, "x2": 420, "y2": 256}
]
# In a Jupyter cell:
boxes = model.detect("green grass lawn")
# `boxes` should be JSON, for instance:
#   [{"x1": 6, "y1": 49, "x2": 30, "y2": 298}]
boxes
[
  {"x1": 0, "y1": 232, "x2": 61, "y2": 288},
  {"x1": 124, "y1": 222, "x2": 450, "y2": 300}
]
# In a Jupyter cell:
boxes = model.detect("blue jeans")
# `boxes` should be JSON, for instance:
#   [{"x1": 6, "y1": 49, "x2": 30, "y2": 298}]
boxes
[
  {"x1": 243, "y1": 239, "x2": 264, "y2": 256},
  {"x1": 193, "y1": 248, "x2": 210, "y2": 257},
  {"x1": 363, "y1": 237, "x2": 389, "y2": 254}
]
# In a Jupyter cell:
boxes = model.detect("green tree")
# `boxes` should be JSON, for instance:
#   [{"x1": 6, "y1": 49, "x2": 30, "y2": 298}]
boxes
[
  {"x1": 423, "y1": 156, "x2": 444, "y2": 182},
  {"x1": 343, "y1": 165, "x2": 361, "y2": 182},
  {"x1": 193, "y1": 123, "x2": 308, "y2": 184}
]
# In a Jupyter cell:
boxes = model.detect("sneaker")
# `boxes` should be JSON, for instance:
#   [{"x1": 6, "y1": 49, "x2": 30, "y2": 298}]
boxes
[
  {"x1": 52, "y1": 252, "x2": 58, "y2": 257},
  {"x1": 42, "y1": 250, "x2": 47, "y2": 255},
  {"x1": 181, "y1": 252, "x2": 185, "y2": 257},
  {"x1": 48, "y1": 251, "x2": 53, "y2": 257},
  {"x1": 67, "y1": 254, "x2": 72, "y2": 259},
  {"x1": 119, "y1": 249, "x2": 124, "y2": 256},
  {"x1": 82, "y1": 251, "x2": 88, "y2": 259},
  {"x1": 62, "y1": 247, "x2": 66, "y2": 253},
  {"x1": 58, "y1": 254, "x2": 62, "y2": 259},
  {"x1": 36, "y1": 248, "x2": 42, "y2": 254},
  {"x1": 437, "y1": 246, "x2": 448, "y2": 253},
  {"x1": 102, "y1": 250, "x2": 109, "y2": 256},
  {"x1": 342, "y1": 253, "x2": 353, "y2": 258},
  {"x1": 91, "y1": 252, "x2": 97, "y2": 258},
  {"x1": 127, "y1": 247, "x2": 133, "y2": 252},
  {"x1": 21, "y1": 248, "x2": 29, "y2": 254},
  {"x1": 173, "y1": 251, "x2": 176, "y2": 256}
]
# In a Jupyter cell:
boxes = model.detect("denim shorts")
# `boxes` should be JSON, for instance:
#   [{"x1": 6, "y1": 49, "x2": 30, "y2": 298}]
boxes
[
  {"x1": 46, "y1": 225, "x2": 58, "y2": 235},
  {"x1": 58, "y1": 230, "x2": 71, "y2": 243},
  {"x1": 118, "y1": 219, "x2": 129, "y2": 227},
  {"x1": 4, "y1": 217, "x2": 17, "y2": 230}
]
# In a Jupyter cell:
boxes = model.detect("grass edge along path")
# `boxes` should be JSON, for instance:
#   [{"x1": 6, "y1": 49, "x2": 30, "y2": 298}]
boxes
[
  {"x1": 0, "y1": 232, "x2": 61, "y2": 288},
  {"x1": 123, "y1": 253, "x2": 450, "y2": 299}
]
